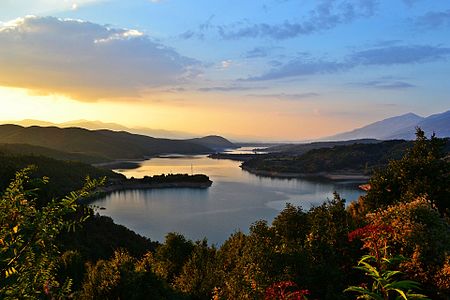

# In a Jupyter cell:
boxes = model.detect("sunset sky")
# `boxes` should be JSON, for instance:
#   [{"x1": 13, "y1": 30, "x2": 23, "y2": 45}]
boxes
[{"x1": 0, "y1": 0, "x2": 449, "y2": 141}]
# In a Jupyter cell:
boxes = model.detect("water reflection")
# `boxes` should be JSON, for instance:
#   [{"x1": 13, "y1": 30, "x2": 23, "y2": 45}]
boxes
[{"x1": 94, "y1": 150, "x2": 364, "y2": 244}]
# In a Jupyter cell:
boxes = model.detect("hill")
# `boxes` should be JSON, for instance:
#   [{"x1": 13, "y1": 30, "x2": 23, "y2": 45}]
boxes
[
  {"x1": 0, "y1": 125, "x2": 212, "y2": 161},
  {"x1": 263, "y1": 139, "x2": 380, "y2": 155},
  {"x1": 8, "y1": 119, "x2": 197, "y2": 139},
  {"x1": 0, "y1": 143, "x2": 107, "y2": 164},
  {"x1": 0, "y1": 152, "x2": 124, "y2": 201},
  {"x1": 187, "y1": 135, "x2": 237, "y2": 150},
  {"x1": 243, "y1": 138, "x2": 450, "y2": 178},
  {"x1": 243, "y1": 140, "x2": 411, "y2": 177}
]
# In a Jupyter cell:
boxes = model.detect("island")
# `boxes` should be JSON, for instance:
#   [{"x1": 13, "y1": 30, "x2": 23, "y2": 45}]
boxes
[{"x1": 92, "y1": 173, "x2": 213, "y2": 197}]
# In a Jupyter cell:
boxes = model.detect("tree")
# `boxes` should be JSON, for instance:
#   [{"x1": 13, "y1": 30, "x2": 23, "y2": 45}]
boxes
[
  {"x1": 360, "y1": 128, "x2": 450, "y2": 215},
  {"x1": 0, "y1": 167, "x2": 101, "y2": 298}
]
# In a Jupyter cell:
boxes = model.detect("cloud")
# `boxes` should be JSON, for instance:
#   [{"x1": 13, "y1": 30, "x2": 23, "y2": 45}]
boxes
[
  {"x1": 179, "y1": 15, "x2": 215, "y2": 40},
  {"x1": 244, "y1": 58, "x2": 347, "y2": 81},
  {"x1": 216, "y1": 0, "x2": 378, "y2": 40},
  {"x1": 415, "y1": 10, "x2": 450, "y2": 29},
  {"x1": 402, "y1": 0, "x2": 420, "y2": 7},
  {"x1": 221, "y1": 60, "x2": 233, "y2": 69},
  {"x1": 351, "y1": 80, "x2": 416, "y2": 89},
  {"x1": 198, "y1": 85, "x2": 265, "y2": 92},
  {"x1": 0, "y1": 16, "x2": 200, "y2": 101},
  {"x1": 245, "y1": 44, "x2": 450, "y2": 81},
  {"x1": 350, "y1": 45, "x2": 450, "y2": 65},
  {"x1": 243, "y1": 46, "x2": 283, "y2": 58},
  {"x1": 246, "y1": 92, "x2": 319, "y2": 100}
]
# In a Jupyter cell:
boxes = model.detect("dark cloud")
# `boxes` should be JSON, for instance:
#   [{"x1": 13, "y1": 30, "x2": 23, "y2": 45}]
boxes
[
  {"x1": 245, "y1": 44, "x2": 450, "y2": 81},
  {"x1": 415, "y1": 10, "x2": 450, "y2": 29},
  {"x1": 0, "y1": 16, "x2": 201, "y2": 101}
]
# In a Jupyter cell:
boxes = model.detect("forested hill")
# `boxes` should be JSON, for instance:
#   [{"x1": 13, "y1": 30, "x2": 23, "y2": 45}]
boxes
[
  {"x1": 187, "y1": 135, "x2": 237, "y2": 150},
  {"x1": 0, "y1": 152, "x2": 124, "y2": 201},
  {"x1": 0, "y1": 125, "x2": 214, "y2": 161},
  {"x1": 263, "y1": 138, "x2": 380, "y2": 155},
  {"x1": 0, "y1": 143, "x2": 107, "y2": 164},
  {"x1": 243, "y1": 139, "x2": 450, "y2": 176}
]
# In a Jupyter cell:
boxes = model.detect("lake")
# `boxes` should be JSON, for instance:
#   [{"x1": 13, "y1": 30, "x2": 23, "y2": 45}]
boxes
[{"x1": 92, "y1": 147, "x2": 365, "y2": 244}]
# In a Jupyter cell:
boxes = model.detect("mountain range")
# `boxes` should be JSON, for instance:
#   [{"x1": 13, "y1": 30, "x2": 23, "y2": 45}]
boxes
[
  {"x1": 324, "y1": 110, "x2": 450, "y2": 141},
  {"x1": 0, "y1": 125, "x2": 236, "y2": 162},
  {"x1": 7, "y1": 119, "x2": 197, "y2": 139}
]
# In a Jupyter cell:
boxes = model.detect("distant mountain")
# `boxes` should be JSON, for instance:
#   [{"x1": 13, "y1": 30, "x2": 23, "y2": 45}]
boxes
[
  {"x1": 324, "y1": 110, "x2": 450, "y2": 141},
  {"x1": 325, "y1": 113, "x2": 424, "y2": 141},
  {"x1": 0, "y1": 125, "x2": 212, "y2": 161},
  {"x1": 8, "y1": 119, "x2": 197, "y2": 139},
  {"x1": 386, "y1": 110, "x2": 450, "y2": 140},
  {"x1": 187, "y1": 135, "x2": 237, "y2": 151}
]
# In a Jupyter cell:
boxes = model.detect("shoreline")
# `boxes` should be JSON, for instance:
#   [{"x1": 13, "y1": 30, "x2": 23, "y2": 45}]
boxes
[
  {"x1": 83, "y1": 180, "x2": 212, "y2": 204},
  {"x1": 240, "y1": 165, "x2": 369, "y2": 181},
  {"x1": 99, "y1": 180, "x2": 213, "y2": 193}
]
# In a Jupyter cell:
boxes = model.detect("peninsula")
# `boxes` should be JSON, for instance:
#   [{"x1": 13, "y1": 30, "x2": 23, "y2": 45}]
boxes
[{"x1": 97, "y1": 173, "x2": 213, "y2": 194}]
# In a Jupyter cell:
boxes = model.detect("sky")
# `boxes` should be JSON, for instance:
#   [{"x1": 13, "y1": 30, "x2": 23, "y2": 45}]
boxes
[{"x1": 0, "y1": 0, "x2": 449, "y2": 141}]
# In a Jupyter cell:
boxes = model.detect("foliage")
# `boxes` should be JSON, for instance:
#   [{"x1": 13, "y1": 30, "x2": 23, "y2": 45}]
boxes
[
  {"x1": 135, "y1": 173, "x2": 211, "y2": 184},
  {"x1": 0, "y1": 167, "x2": 101, "y2": 298},
  {"x1": 346, "y1": 224, "x2": 429, "y2": 299},
  {"x1": 361, "y1": 129, "x2": 450, "y2": 215},
  {"x1": 173, "y1": 239, "x2": 217, "y2": 299},
  {"x1": 79, "y1": 249, "x2": 183, "y2": 300},
  {"x1": 366, "y1": 198, "x2": 450, "y2": 298},
  {"x1": 242, "y1": 140, "x2": 414, "y2": 175},
  {"x1": 0, "y1": 152, "x2": 123, "y2": 203},
  {"x1": 150, "y1": 233, "x2": 195, "y2": 283},
  {"x1": 345, "y1": 255, "x2": 429, "y2": 300},
  {"x1": 265, "y1": 281, "x2": 309, "y2": 300}
]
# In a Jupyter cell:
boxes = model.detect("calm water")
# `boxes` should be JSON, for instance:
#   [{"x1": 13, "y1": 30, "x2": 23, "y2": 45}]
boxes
[{"x1": 93, "y1": 147, "x2": 364, "y2": 244}]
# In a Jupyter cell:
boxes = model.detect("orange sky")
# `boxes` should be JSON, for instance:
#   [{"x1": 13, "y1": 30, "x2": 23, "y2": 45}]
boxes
[{"x1": 0, "y1": 86, "x2": 371, "y2": 141}]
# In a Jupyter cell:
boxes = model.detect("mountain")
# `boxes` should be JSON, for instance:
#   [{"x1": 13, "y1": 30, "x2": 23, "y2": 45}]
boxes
[
  {"x1": 187, "y1": 135, "x2": 237, "y2": 151},
  {"x1": 0, "y1": 125, "x2": 212, "y2": 161},
  {"x1": 324, "y1": 113, "x2": 424, "y2": 141},
  {"x1": 386, "y1": 110, "x2": 450, "y2": 140},
  {"x1": 8, "y1": 119, "x2": 197, "y2": 139},
  {"x1": 324, "y1": 110, "x2": 450, "y2": 141}
]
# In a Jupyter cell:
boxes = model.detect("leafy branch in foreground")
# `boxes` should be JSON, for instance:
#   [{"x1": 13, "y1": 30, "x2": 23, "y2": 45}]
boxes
[
  {"x1": 0, "y1": 167, "x2": 104, "y2": 299},
  {"x1": 345, "y1": 225, "x2": 429, "y2": 300},
  {"x1": 345, "y1": 255, "x2": 429, "y2": 300}
]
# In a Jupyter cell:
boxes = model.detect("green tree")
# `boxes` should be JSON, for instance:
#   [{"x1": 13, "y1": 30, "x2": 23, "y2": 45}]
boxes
[
  {"x1": 0, "y1": 167, "x2": 101, "y2": 298},
  {"x1": 151, "y1": 232, "x2": 194, "y2": 283},
  {"x1": 79, "y1": 249, "x2": 183, "y2": 300},
  {"x1": 173, "y1": 239, "x2": 217, "y2": 299},
  {"x1": 359, "y1": 128, "x2": 450, "y2": 215}
]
